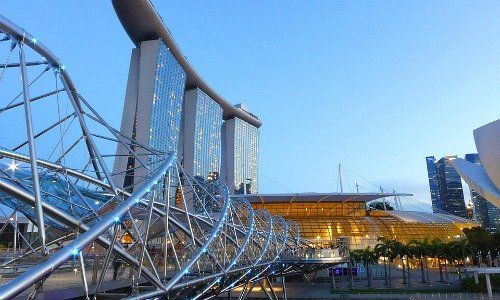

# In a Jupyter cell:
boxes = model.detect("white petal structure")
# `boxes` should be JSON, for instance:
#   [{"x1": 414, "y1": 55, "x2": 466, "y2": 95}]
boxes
[{"x1": 451, "y1": 119, "x2": 500, "y2": 208}]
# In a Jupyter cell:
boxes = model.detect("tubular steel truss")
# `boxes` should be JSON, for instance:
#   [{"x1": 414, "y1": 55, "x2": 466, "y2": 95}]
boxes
[{"x1": 0, "y1": 14, "x2": 319, "y2": 300}]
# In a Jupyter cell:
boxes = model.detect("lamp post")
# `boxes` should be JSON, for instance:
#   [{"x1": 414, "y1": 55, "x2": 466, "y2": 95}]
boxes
[{"x1": 13, "y1": 211, "x2": 17, "y2": 254}]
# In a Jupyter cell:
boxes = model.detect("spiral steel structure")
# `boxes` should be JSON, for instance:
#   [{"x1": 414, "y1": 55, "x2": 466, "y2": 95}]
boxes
[{"x1": 0, "y1": 14, "x2": 332, "y2": 300}]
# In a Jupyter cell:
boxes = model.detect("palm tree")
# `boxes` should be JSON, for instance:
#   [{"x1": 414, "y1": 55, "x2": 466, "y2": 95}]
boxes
[
  {"x1": 430, "y1": 238, "x2": 446, "y2": 282},
  {"x1": 375, "y1": 240, "x2": 389, "y2": 287},
  {"x1": 459, "y1": 239, "x2": 470, "y2": 278},
  {"x1": 350, "y1": 249, "x2": 364, "y2": 288},
  {"x1": 361, "y1": 246, "x2": 377, "y2": 288},
  {"x1": 375, "y1": 237, "x2": 398, "y2": 287},
  {"x1": 449, "y1": 240, "x2": 464, "y2": 280},
  {"x1": 396, "y1": 241, "x2": 409, "y2": 285},
  {"x1": 405, "y1": 242, "x2": 417, "y2": 286},
  {"x1": 409, "y1": 238, "x2": 431, "y2": 283}
]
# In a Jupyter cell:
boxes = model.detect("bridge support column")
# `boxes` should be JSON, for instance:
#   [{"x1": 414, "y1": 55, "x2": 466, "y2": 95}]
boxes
[
  {"x1": 282, "y1": 277, "x2": 287, "y2": 300},
  {"x1": 473, "y1": 271, "x2": 479, "y2": 284},
  {"x1": 331, "y1": 267, "x2": 336, "y2": 289},
  {"x1": 485, "y1": 273, "x2": 492, "y2": 300},
  {"x1": 258, "y1": 279, "x2": 275, "y2": 300}
]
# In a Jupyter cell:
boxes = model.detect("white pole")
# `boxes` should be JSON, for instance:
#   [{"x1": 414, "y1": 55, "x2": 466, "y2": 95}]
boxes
[
  {"x1": 338, "y1": 163, "x2": 343, "y2": 193},
  {"x1": 485, "y1": 273, "x2": 492, "y2": 300},
  {"x1": 13, "y1": 211, "x2": 18, "y2": 254},
  {"x1": 243, "y1": 163, "x2": 247, "y2": 194}
]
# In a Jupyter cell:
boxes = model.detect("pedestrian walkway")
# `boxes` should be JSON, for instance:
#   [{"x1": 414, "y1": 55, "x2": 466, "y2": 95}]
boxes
[{"x1": 223, "y1": 282, "x2": 499, "y2": 300}]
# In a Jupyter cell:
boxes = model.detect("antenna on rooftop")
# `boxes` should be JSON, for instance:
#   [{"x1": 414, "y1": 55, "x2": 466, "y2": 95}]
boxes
[
  {"x1": 380, "y1": 186, "x2": 387, "y2": 210},
  {"x1": 338, "y1": 163, "x2": 343, "y2": 193}
]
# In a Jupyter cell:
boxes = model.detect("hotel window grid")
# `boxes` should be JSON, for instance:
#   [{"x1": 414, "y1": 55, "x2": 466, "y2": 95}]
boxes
[
  {"x1": 192, "y1": 89, "x2": 223, "y2": 178},
  {"x1": 149, "y1": 42, "x2": 186, "y2": 161},
  {"x1": 149, "y1": 42, "x2": 186, "y2": 204},
  {"x1": 233, "y1": 118, "x2": 259, "y2": 194}
]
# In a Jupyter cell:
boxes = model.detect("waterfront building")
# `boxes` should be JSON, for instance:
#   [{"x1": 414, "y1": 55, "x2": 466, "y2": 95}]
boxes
[
  {"x1": 426, "y1": 155, "x2": 467, "y2": 218},
  {"x1": 235, "y1": 193, "x2": 477, "y2": 250},
  {"x1": 451, "y1": 120, "x2": 500, "y2": 208},
  {"x1": 112, "y1": 0, "x2": 261, "y2": 197},
  {"x1": 465, "y1": 153, "x2": 500, "y2": 232}
]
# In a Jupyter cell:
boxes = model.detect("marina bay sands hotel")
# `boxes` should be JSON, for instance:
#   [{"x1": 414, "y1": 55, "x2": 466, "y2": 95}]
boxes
[
  {"x1": 110, "y1": 0, "x2": 477, "y2": 250},
  {"x1": 112, "y1": 1, "x2": 260, "y2": 195}
]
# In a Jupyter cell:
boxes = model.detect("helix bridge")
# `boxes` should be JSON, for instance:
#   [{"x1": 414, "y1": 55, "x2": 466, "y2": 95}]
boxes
[{"x1": 0, "y1": 14, "x2": 344, "y2": 299}]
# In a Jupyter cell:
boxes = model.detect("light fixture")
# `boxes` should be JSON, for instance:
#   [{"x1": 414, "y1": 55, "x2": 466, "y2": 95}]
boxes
[{"x1": 7, "y1": 161, "x2": 19, "y2": 172}]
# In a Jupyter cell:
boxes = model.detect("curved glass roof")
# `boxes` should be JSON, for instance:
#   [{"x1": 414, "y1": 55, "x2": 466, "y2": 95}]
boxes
[{"x1": 0, "y1": 161, "x2": 109, "y2": 230}]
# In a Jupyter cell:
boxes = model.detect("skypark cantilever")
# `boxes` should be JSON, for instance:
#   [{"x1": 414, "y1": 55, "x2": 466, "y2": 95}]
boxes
[
  {"x1": 112, "y1": 0, "x2": 261, "y2": 194},
  {"x1": 112, "y1": 0, "x2": 261, "y2": 127}
]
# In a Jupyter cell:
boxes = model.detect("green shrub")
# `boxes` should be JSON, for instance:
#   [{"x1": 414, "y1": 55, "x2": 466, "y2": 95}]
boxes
[
  {"x1": 461, "y1": 277, "x2": 481, "y2": 293},
  {"x1": 461, "y1": 274, "x2": 500, "y2": 293}
]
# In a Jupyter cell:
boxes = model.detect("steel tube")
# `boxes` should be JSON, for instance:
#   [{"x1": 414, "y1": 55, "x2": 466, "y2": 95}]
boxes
[
  {"x1": 0, "y1": 153, "x2": 175, "y2": 299},
  {"x1": 18, "y1": 41, "x2": 47, "y2": 254}
]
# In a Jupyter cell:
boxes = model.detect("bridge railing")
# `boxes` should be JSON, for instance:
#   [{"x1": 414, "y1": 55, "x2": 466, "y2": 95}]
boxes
[{"x1": 280, "y1": 247, "x2": 347, "y2": 263}]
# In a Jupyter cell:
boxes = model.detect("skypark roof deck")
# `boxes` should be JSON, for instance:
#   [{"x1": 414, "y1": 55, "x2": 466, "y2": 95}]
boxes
[{"x1": 112, "y1": 0, "x2": 261, "y2": 127}]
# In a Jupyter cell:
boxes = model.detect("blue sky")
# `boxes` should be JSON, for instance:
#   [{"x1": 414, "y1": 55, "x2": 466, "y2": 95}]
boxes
[{"x1": 3, "y1": 1, "x2": 499, "y2": 210}]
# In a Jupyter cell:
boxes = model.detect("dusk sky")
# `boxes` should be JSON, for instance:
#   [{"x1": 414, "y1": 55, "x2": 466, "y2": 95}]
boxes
[{"x1": 3, "y1": 1, "x2": 499, "y2": 211}]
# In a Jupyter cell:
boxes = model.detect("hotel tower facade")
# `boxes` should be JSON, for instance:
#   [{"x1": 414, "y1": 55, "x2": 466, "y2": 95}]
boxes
[{"x1": 112, "y1": 0, "x2": 260, "y2": 197}]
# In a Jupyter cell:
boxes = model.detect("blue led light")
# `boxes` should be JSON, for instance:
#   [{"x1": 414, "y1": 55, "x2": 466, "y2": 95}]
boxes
[
  {"x1": 60, "y1": 65, "x2": 66, "y2": 70},
  {"x1": 31, "y1": 37, "x2": 37, "y2": 44},
  {"x1": 71, "y1": 248, "x2": 78, "y2": 256},
  {"x1": 114, "y1": 216, "x2": 120, "y2": 223}
]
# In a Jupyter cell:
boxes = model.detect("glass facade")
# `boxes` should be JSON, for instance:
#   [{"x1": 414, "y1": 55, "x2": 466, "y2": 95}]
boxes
[
  {"x1": 147, "y1": 42, "x2": 186, "y2": 204},
  {"x1": 426, "y1": 156, "x2": 442, "y2": 212},
  {"x1": 149, "y1": 42, "x2": 186, "y2": 165},
  {"x1": 427, "y1": 156, "x2": 467, "y2": 218},
  {"x1": 465, "y1": 153, "x2": 500, "y2": 232},
  {"x1": 436, "y1": 156, "x2": 467, "y2": 218},
  {"x1": 252, "y1": 200, "x2": 474, "y2": 250},
  {"x1": 184, "y1": 88, "x2": 223, "y2": 178},
  {"x1": 232, "y1": 118, "x2": 259, "y2": 194}
]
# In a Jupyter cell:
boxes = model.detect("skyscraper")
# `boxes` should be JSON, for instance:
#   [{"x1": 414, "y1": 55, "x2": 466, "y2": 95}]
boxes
[
  {"x1": 426, "y1": 156, "x2": 442, "y2": 212},
  {"x1": 465, "y1": 153, "x2": 499, "y2": 232},
  {"x1": 113, "y1": 40, "x2": 186, "y2": 192},
  {"x1": 112, "y1": 0, "x2": 262, "y2": 198},
  {"x1": 222, "y1": 107, "x2": 260, "y2": 194},
  {"x1": 182, "y1": 88, "x2": 223, "y2": 179},
  {"x1": 426, "y1": 156, "x2": 467, "y2": 218}
]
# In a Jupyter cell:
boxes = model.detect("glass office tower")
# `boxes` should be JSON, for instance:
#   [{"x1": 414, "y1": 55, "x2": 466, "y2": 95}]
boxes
[
  {"x1": 426, "y1": 156, "x2": 442, "y2": 212},
  {"x1": 465, "y1": 153, "x2": 500, "y2": 232},
  {"x1": 183, "y1": 88, "x2": 223, "y2": 179},
  {"x1": 223, "y1": 114, "x2": 260, "y2": 194},
  {"x1": 436, "y1": 156, "x2": 467, "y2": 218},
  {"x1": 426, "y1": 156, "x2": 467, "y2": 218}
]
